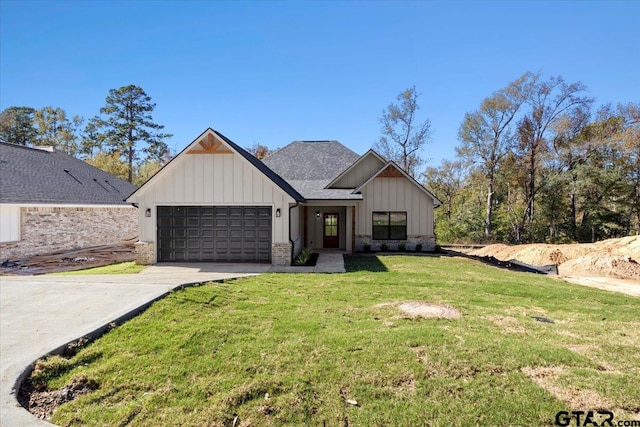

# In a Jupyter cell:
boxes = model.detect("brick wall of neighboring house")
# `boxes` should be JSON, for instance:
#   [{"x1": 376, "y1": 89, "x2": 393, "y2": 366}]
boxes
[{"x1": 0, "y1": 206, "x2": 138, "y2": 262}]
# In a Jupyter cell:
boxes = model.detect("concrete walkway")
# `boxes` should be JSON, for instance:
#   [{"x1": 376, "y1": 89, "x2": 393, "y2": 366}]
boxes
[{"x1": 0, "y1": 252, "x2": 345, "y2": 426}]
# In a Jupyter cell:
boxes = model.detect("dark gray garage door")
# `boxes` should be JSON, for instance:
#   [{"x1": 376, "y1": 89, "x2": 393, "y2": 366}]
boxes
[{"x1": 157, "y1": 206, "x2": 272, "y2": 262}]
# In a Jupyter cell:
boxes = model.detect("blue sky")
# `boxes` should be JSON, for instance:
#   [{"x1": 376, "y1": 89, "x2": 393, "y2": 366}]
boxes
[{"x1": 1, "y1": 1, "x2": 638, "y2": 167}]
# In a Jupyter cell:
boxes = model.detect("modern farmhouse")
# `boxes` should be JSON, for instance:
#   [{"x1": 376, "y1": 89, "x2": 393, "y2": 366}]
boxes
[{"x1": 127, "y1": 128, "x2": 440, "y2": 265}]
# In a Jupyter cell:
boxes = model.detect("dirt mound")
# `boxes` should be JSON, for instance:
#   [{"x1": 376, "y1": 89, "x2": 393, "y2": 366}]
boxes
[
  {"x1": 559, "y1": 255, "x2": 640, "y2": 280},
  {"x1": 470, "y1": 236, "x2": 640, "y2": 281}
]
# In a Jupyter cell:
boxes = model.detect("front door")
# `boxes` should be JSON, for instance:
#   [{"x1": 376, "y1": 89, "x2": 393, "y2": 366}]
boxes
[{"x1": 323, "y1": 213, "x2": 339, "y2": 248}]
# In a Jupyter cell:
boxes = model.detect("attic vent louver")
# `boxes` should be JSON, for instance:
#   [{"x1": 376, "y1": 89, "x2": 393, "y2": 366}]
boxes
[{"x1": 64, "y1": 169, "x2": 82, "y2": 184}]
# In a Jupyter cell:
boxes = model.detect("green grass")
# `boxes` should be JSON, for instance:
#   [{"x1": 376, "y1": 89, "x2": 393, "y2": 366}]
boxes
[
  {"x1": 48, "y1": 261, "x2": 146, "y2": 276},
  {"x1": 35, "y1": 255, "x2": 639, "y2": 426}
]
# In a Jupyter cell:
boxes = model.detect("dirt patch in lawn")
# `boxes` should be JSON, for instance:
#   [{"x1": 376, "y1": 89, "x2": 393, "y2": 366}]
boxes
[
  {"x1": 484, "y1": 315, "x2": 526, "y2": 333},
  {"x1": 18, "y1": 375, "x2": 98, "y2": 421},
  {"x1": 397, "y1": 301, "x2": 461, "y2": 319},
  {"x1": 521, "y1": 366, "x2": 613, "y2": 410}
]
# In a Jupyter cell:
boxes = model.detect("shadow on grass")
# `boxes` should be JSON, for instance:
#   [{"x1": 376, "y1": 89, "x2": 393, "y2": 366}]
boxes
[{"x1": 344, "y1": 255, "x2": 388, "y2": 272}]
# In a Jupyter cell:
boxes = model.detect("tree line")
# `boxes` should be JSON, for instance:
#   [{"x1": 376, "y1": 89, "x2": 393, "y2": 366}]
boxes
[
  {"x1": 0, "y1": 85, "x2": 172, "y2": 185},
  {"x1": 3, "y1": 78, "x2": 637, "y2": 244},
  {"x1": 422, "y1": 72, "x2": 638, "y2": 244}
]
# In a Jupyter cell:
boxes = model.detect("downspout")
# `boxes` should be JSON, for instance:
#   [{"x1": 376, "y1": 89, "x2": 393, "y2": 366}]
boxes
[{"x1": 288, "y1": 201, "x2": 300, "y2": 266}]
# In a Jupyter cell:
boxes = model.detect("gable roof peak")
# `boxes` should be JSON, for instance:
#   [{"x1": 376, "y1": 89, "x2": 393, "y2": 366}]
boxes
[{"x1": 126, "y1": 128, "x2": 304, "y2": 203}]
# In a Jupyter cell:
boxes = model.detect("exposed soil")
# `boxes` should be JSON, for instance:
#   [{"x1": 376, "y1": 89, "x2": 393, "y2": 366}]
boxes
[
  {"x1": 470, "y1": 236, "x2": 640, "y2": 296},
  {"x1": 18, "y1": 375, "x2": 98, "y2": 421},
  {"x1": 397, "y1": 301, "x2": 461, "y2": 319}
]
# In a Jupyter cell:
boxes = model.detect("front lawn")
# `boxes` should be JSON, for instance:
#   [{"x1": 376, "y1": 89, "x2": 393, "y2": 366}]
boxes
[{"x1": 32, "y1": 255, "x2": 640, "y2": 426}]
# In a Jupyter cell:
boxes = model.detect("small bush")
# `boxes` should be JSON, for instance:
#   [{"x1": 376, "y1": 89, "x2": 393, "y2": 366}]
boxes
[
  {"x1": 398, "y1": 243, "x2": 406, "y2": 252},
  {"x1": 293, "y1": 248, "x2": 312, "y2": 266},
  {"x1": 381, "y1": 243, "x2": 388, "y2": 252},
  {"x1": 415, "y1": 243, "x2": 423, "y2": 253},
  {"x1": 363, "y1": 244, "x2": 371, "y2": 253}
]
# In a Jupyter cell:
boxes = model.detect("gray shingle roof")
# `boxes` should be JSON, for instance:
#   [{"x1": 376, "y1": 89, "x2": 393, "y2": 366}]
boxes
[
  {"x1": 0, "y1": 143, "x2": 137, "y2": 205},
  {"x1": 214, "y1": 130, "x2": 305, "y2": 202},
  {"x1": 261, "y1": 141, "x2": 361, "y2": 199}
]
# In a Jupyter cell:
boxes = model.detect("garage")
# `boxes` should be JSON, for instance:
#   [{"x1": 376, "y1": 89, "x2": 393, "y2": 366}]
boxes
[{"x1": 157, "y1": 206, "x2": 272, "y2": 262}]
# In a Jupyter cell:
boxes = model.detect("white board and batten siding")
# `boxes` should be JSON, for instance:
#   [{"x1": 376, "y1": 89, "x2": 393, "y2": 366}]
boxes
[
  {"x1": 331, "y1": 153, "x2": 385, "y2": 189},
  {"x1": 131, "y1": 150, "x2": 295, "y2": 245},
  {"x1": 356, "y1": 177, "x2": 434, "y2": 237}
]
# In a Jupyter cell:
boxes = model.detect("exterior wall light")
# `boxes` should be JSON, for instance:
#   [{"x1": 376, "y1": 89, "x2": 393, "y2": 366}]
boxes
[
  {"x1": 275, "y1": 208, "x2": 281, "y2": 217},
  {"x1": 145, "y1": 208, "x2": 151, "y2": 217},
  {"x1": 316, "y1": 210, "x2": 320, "y2": 218}
]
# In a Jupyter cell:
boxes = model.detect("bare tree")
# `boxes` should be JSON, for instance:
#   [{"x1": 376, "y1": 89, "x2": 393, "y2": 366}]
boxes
[{"x1": 374, "y1": 86, "x2": 431, "y2": 178}]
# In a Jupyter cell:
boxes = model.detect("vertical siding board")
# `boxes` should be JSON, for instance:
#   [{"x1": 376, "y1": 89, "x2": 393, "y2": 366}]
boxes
[
  {"x1": 213, "y1": 155, "x2": 223, "y2": 203},
  {"x1": 233, "y1": 156, "x2": 243, "y2": 203},
  {"x1": 222, "y1": 155, "x2": 232, "y2": 202},
  {"x1": 243, "y1": 163, "x2": 253, "y2": 202},
  {"x1": 196, "y1": 155, "x2": 205, "y2": 203},
  {"x1": 253, "y1": 172, "x2": 263, "y2": 203},
  {"x1": 205, "y1": 154, "x2": 214, "y2": 203},
  {"x1": 263, "y1": 181, "x2": 273, "y2": 203}
]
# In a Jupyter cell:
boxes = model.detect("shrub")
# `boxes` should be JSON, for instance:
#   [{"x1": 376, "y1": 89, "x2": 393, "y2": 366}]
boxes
[
  {"x1": 293, "y1": 248, "x2": 312, "y2": 266},
  {"x1": 398, "y1": 243, "x2": 406, "y2": 252},
  {"x1": 381, "y1": 243, "x2": 388, "y2": 252},
  {"x1": 415, "y1": 243, "x2": 423, "y2": 253},
  {"x1": 363, "y1": 244, "x2": 371, "y2": 253}
]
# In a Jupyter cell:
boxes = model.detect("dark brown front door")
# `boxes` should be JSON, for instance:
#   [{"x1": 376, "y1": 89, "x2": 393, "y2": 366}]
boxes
[{"x1": 323, "y1": 213, "x2": 339, "y2": 248}]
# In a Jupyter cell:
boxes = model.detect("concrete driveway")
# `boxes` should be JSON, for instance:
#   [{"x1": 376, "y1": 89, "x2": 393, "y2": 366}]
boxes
[{"x1": 0, "y1": 264, "x2": 266, "y2": 427}]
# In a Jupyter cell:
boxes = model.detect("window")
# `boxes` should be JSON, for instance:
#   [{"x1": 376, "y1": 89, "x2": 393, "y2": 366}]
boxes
[{"x1": 372, "y1": 211, "x2": 407, "y2": 240}]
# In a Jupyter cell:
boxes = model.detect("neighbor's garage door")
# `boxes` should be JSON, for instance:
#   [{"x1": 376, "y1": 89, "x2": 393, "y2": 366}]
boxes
[{"x1": 157, "y1": 206, "x2": 272, "y2": 262}]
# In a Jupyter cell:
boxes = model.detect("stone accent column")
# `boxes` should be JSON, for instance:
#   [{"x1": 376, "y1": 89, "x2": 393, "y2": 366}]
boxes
[
  {"x1": 135, "y1": 241, "x2": 155, "y2": 265},
  {"x1": 272, "y1": 243, "x2": 292, "y2": 266}
]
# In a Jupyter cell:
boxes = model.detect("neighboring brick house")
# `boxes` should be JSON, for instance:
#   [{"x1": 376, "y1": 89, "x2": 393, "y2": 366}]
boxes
[
  {"x1": 127, "y1": 128, "x2": 441, "y2": 266},
  {"x1": 0, "y1": 143, "x2": 138, "y2": 262}
]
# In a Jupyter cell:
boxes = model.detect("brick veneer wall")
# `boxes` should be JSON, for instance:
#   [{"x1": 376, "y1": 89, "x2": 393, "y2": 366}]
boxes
[
  {"x1": 0, "y1": 206, "x2": 138, "y2": 262},
  {"x1": 135, "y1": 241, "x2": 155, "y2": 265},
  {"x1": 272, "y1": 242, "x2": 292, "y2": 266}
]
